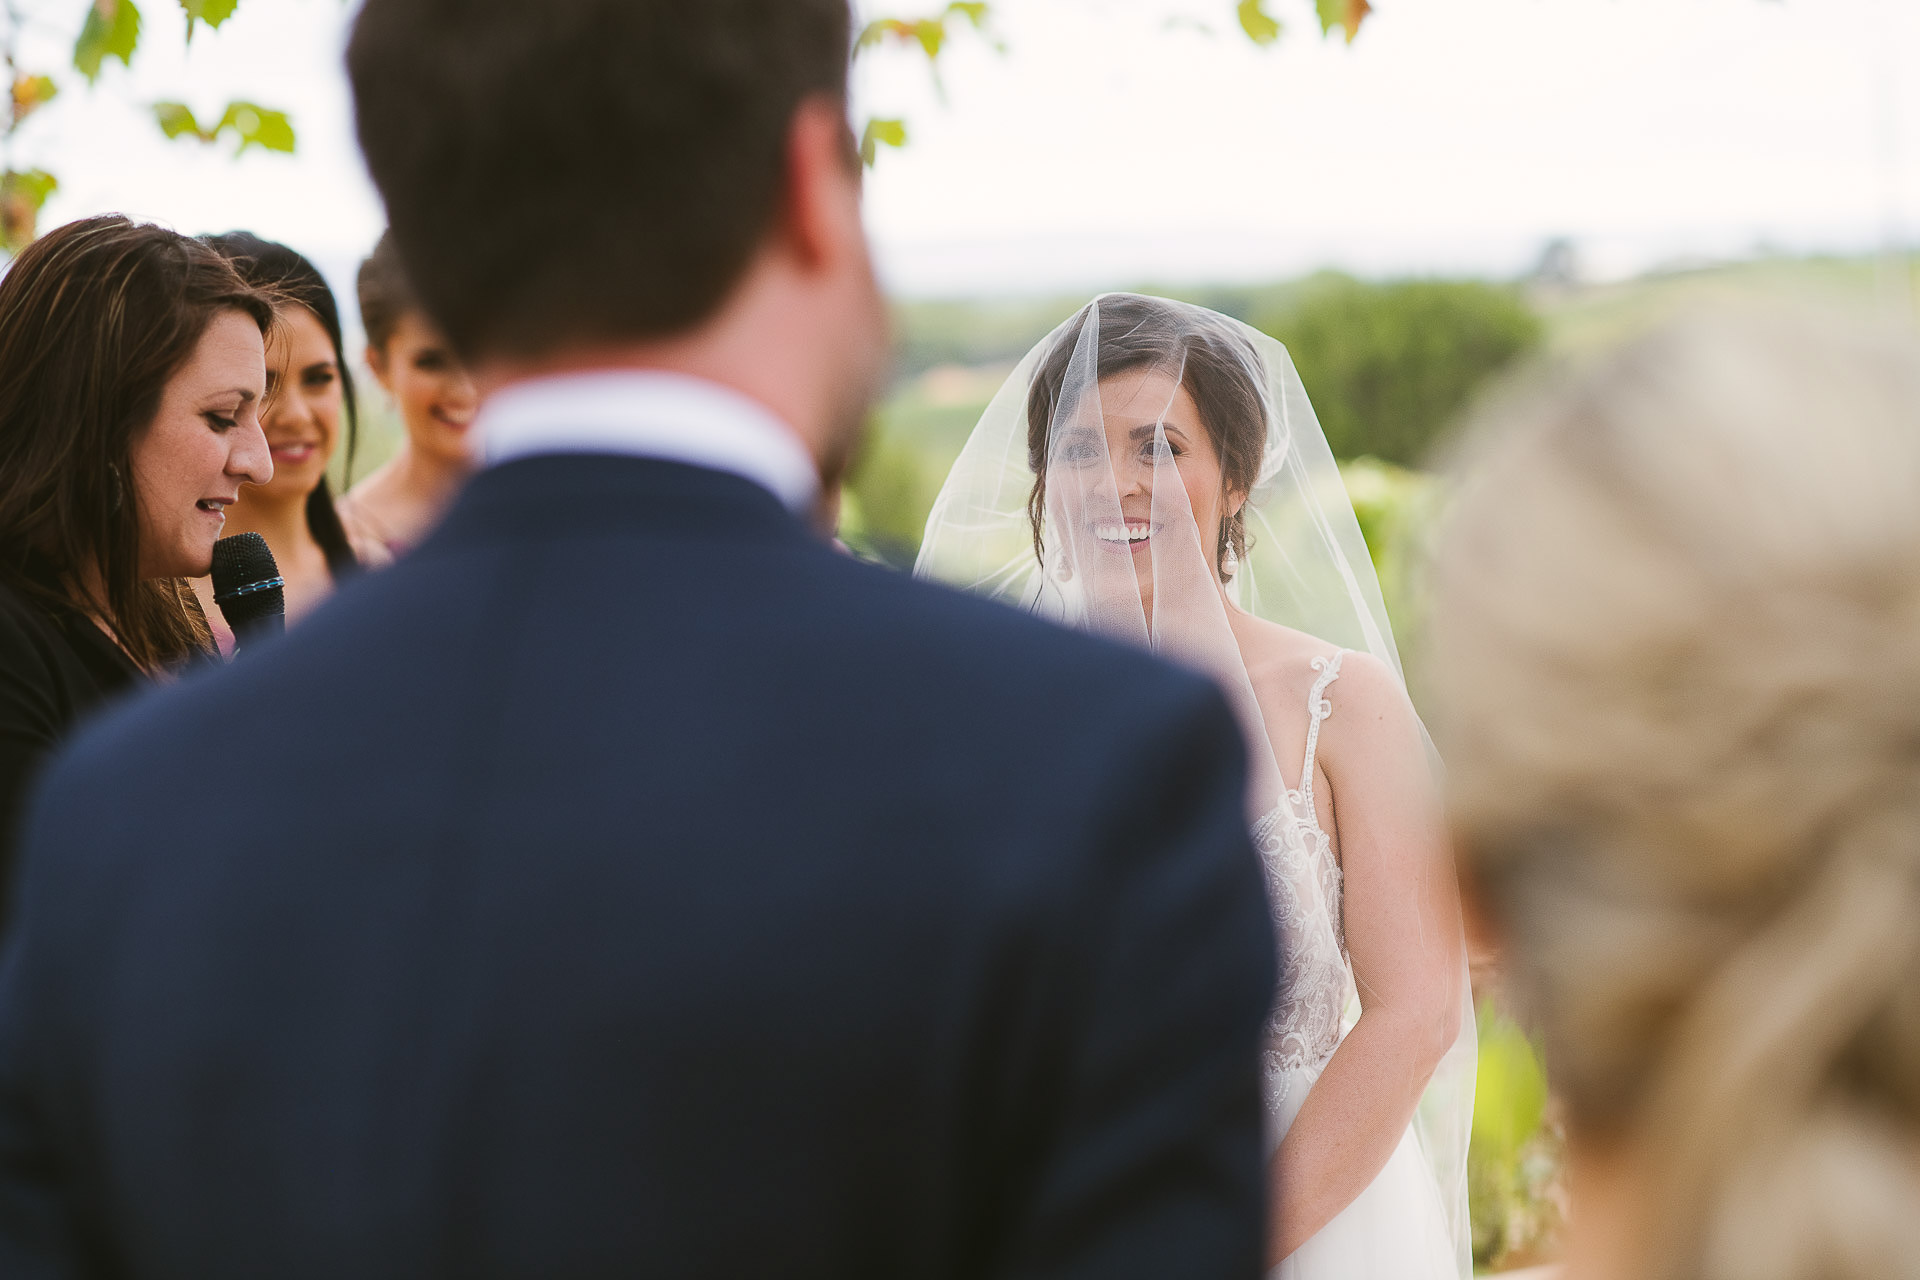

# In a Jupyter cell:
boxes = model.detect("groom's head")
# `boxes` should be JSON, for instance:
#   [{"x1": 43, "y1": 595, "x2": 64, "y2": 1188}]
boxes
[{"x1": 346, "y1": 0, "x2": 884, "y2": 480}]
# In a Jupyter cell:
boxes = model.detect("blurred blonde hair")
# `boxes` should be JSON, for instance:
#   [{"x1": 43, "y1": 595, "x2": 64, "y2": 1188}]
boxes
[{"x1": 1425, "y1": 303, "x2": 1920, "y2": 1280}]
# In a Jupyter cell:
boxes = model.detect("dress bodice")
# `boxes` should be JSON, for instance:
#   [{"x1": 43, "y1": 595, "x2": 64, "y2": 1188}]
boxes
[{"x1": 1253, "y1": 651, "x2": 1356, "y2": 1105}]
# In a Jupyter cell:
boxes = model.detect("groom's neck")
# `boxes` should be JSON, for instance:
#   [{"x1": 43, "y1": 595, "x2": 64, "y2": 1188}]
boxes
[
  {"x1": 477, "y1": 312, "x2": 805, "y2": 459},
  {"x1": 474, "y1": 258, "x2": 866, "y2": 488}
]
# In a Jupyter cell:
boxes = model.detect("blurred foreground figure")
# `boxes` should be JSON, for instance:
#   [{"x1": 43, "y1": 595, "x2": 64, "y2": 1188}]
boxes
[
  {"x1": 1426, "y1": 305, "x2": 1920, "y2": 1280},
  {"x1": 0, "y1": 1, "x2": 1275, "y2": 1277}
]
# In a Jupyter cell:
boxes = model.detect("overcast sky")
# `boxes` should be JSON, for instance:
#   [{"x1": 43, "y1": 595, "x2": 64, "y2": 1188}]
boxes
[{"x1": 20, "y1": 0, "x2": 1920, "y2": 304}]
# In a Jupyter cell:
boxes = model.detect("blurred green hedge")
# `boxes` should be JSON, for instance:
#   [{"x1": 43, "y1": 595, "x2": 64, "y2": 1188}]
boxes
[
  {"x1": 1470, "y1": 999, "x2": 1566, "y2": 1271},
  {"x1": 1253, "y1": 274, "x2": 1542, "y2": 468}
]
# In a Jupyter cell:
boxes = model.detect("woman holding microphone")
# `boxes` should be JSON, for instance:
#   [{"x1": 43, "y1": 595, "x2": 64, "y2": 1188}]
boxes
[{"x1": 0, "y1": 215, "x2": 272, "y2": 900}]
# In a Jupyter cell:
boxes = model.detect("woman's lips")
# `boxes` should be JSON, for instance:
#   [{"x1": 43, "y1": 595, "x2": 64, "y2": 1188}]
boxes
[
  {"x1": 269, "y1": 442, "x2": 318, "y2": 464},
  {"x1": 432, "y1": 408, "x2": 476, "y2": 432}
]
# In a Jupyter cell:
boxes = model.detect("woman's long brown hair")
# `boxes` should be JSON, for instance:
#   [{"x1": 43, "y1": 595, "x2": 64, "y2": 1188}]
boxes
[{"x1": 0, "y1": 215, "x2": 275, "y2": 670}]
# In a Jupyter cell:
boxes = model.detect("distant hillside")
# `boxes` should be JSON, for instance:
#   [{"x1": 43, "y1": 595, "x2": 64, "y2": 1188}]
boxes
[
  {"x1": 889, "y1": 253, "x2": 1917, "y2": 378},
  {"x1": 1532, "y1": 254, "x2": 1917, "y2": 355},
  {"x1": 889, "y1": 281, "x2": 1312, "y2": 381}
]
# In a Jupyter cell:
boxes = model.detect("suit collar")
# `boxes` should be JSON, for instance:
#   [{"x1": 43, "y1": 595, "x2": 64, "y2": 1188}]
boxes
[
  {"x1": 427, "y1": 453, "x2": 811, "y2": 550},
  {"x1": 478, "y1": 370, "x2": 820, "y2": 516}
]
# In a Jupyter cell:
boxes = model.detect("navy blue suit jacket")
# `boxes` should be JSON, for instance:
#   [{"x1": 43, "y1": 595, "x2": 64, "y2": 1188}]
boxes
[{"x1": 0, "y1": 455, "x2": 1275, "y2": 1278}]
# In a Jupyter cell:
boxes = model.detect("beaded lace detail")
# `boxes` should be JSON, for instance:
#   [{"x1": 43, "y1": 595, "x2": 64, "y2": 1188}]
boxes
[{"x1": 1254, "y1": 651, "x2": 1356, "y2": 1110}]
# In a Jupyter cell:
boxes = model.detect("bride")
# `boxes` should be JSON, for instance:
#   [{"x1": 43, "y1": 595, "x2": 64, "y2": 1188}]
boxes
[{"x1": 916, "y1": 294, "x2": 1477, "y2": 1277}]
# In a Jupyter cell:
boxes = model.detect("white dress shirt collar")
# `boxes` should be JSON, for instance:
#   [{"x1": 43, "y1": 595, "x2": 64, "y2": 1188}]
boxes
[{"x1": 478, "y1": 370, "x2": 821, "y2": 516}]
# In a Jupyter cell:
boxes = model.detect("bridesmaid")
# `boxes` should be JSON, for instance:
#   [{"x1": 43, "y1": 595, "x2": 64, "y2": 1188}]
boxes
[
  {"x1": 201, "y1": 233, "x2": 372, "y2": 635},
  {"x1": 336, "y1": 231, "x2": 480, "y2": 558}
]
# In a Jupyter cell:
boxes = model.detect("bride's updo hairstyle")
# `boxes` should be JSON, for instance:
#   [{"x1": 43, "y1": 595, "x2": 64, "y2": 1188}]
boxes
[
  {"x1": 1426, "y1": 303, "x2": 1920, "y2": 1280},
  {"x1": 1024, "y1": 295, "x2": 1267, "y2": 578}
]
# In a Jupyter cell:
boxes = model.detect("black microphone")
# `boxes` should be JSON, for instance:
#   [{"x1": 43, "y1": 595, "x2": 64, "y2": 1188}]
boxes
[{"x1": 210, "y1": 532, "x2": 286, "y2": 650}]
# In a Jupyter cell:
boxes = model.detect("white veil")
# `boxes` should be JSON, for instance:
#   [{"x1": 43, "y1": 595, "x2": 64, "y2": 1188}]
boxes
[{"x1": 914, "y1": 294, "x2": 1476, "y2": 1275}]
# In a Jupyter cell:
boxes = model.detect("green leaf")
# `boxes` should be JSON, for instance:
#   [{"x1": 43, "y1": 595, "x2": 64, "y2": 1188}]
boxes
[
  {"x1": 3, "y1": 169, "x2": 58, "y2": 206},
  {"x1": 1236, "y1": 0, "x2": 1282, "y2": 46},
  {"x1": 151, "y1": 100, "x2": 208, "y2": 140},
  {"x1": 179, "y1": 0, "x2": 240, "y2": 41},
  {"x1": 858, "y1": 116, "x2": 907, "y2": 168},
  {"x1": 1315, "y1": 0, "x2": 1372, "y2": 42},
  {"x1": 858, "y1": 8, "x2": 998, "y2": 62},
  {"x1": 215, "y1": 100, "x2": 294, "y2": 153},
  {"x1": 0, "y1": 168, "x2": 59, "y2": 253},
  {"x1": 11, "y1": 74, "x2": 59, "y2": 126},
  {"x1": 73, "y1": 0, "x2": 143, "y2": 83},
  {"x1": 158, "y1": 99, "x2": 296, "y2": 154},
  {"x1": 911, "y1": 18, "x2": 944, "y2": 59}
]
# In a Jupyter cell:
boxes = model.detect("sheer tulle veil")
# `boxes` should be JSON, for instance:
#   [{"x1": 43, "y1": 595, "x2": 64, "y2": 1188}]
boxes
[{"x1": 914, "y1": 294, "x2": 1476, "y2": 1274}]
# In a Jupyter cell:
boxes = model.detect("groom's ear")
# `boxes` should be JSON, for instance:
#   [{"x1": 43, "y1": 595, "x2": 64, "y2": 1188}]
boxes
[{"x1": 777, "y1": 95, "x2": 866, "y2": 276}]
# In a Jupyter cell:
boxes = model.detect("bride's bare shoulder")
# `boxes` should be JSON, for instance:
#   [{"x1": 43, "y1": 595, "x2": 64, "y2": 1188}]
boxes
[
  {"x1": 1312, "y1": 648, "x2": 1423, "y2": 767},
  {"x1": 1228, "y1": 610, "x2": 1340, "y2": 684},
  {"x1": 1229, "y1": 611, "x2": 1412, "y2": 737}
]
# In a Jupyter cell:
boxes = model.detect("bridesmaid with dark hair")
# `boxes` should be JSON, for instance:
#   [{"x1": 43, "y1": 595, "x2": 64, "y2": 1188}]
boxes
[
  {"x1": 337, "y1": 230, "x2": 480, "y2": 559},
  {"x1": 0, "y1": 215, "x2": 272, "y2": 893},
  {"x1": 201, "y1": 233, "x2": 379, "y2": 632}
]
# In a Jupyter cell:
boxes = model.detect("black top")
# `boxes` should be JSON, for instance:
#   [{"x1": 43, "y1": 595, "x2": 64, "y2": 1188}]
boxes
[
  {"x1": 0, "y1": 575, "x2": 141, "y2": 916},
  {"x1": 0, "y1": 455, "x2": 1277, "y2": 1279}
]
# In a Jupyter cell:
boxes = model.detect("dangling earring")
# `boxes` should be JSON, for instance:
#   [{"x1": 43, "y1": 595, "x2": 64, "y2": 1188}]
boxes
[
  {"x1": 1053, "y1": 556, "x2": 1074, "y2": 583},
  {"x1": 1221, "y1": 543, "x2": 1238, "y2": 579},
  {"x1": 109, "y1": 463, "x2": 126, "y2": 513}
]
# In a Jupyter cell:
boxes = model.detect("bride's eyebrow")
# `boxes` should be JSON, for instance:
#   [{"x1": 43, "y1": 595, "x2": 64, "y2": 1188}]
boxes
[{"x1": 1127, "y1": 421, "x2": 1186, "y2": 441}]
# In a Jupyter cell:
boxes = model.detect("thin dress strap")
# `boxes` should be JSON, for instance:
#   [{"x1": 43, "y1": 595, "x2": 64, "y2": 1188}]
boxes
[{"x1": 1298, "y1": 650, "x2": 1347, "y2": 816}]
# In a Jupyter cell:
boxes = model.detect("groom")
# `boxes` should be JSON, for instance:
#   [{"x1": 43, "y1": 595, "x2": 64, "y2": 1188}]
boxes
[{"x1": 0, "y1": 1, "x2": 1275, "y2": 1275}]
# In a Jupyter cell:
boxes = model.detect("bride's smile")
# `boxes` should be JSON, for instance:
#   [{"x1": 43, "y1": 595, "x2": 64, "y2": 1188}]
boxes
[
  {"x1": 1051, "y1": 366, "x2": 1242, "y2": 599},
  {"x1": 1090, "y1": 516, "x2": 1159, "y2": 549}
]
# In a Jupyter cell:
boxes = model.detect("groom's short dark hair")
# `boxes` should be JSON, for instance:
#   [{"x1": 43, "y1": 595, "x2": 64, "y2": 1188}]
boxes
[{"x1": 346, "y1": 0, "x2": 854, "y2": 362}]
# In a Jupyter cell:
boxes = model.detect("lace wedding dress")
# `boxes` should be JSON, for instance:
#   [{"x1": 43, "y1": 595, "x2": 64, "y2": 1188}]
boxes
[{"x1": 1257, "y1": 652, "x2": 1458, "y2": 1280}]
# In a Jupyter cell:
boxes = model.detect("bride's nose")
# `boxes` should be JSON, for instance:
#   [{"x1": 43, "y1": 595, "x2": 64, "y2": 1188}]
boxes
[{"x1": 1117, "y1": 455, "x2": 1153, "y2": 497}]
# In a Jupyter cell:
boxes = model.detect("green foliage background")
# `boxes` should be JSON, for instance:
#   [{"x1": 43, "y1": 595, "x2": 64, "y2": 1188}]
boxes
[
  {"x1": 1254, "y1": 275, "x2": 1541, "y2": 467},
  {"x1": 1, "y1": 0, "x2": 299, "y2": 252}
]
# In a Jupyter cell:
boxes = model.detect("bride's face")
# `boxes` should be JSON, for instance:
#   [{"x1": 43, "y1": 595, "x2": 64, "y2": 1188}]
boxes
[{"x1": 1053, "y1": 365, "x2": 1235, "y2": 591}]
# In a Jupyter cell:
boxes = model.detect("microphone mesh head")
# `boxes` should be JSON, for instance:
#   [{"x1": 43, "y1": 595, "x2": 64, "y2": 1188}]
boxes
[
  {"x1": 209, "y1": 532, "x2": 285, "y2": 633},
  {"x1": 210, "y1": 532, "x2": 278, "y2": 597}
]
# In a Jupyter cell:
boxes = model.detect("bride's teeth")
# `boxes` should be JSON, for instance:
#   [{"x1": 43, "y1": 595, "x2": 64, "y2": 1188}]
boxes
[{"x1": 1093, "y1": 520, "x2": 1151, "y2": 543}]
